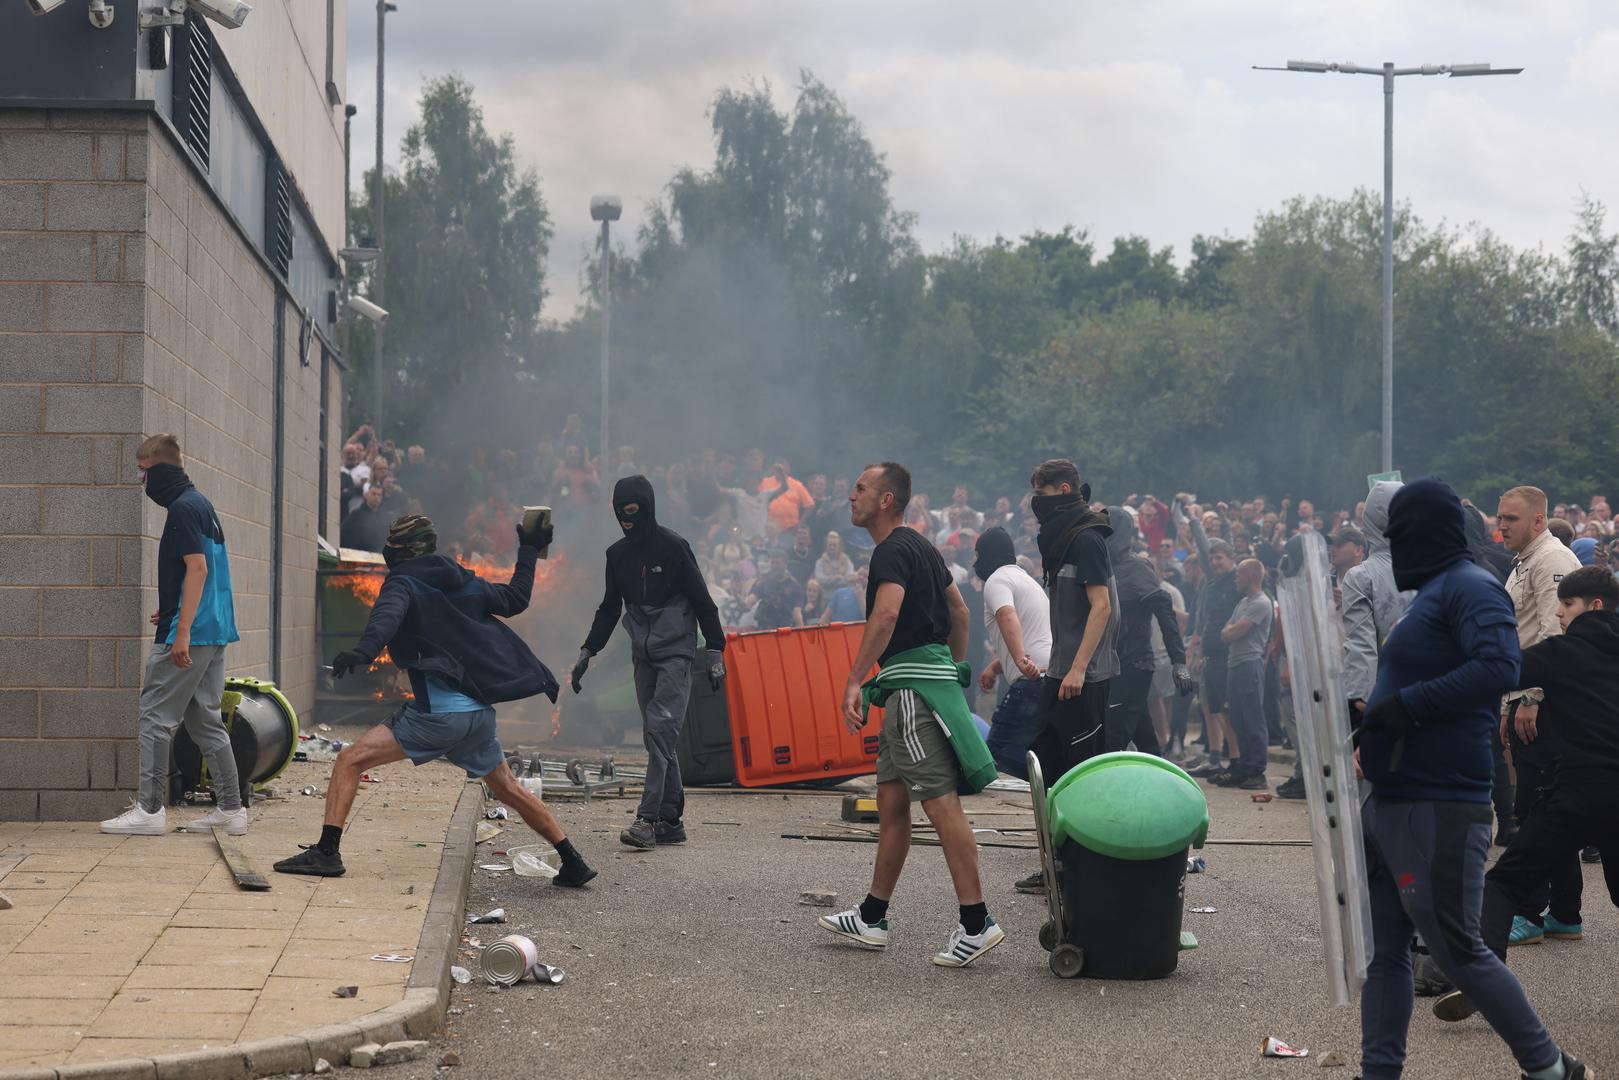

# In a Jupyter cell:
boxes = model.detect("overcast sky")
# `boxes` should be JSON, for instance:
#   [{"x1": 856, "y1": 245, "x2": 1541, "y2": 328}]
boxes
[{"x1": 346, "y1": 0, "x2": 1619, "y2": 318}]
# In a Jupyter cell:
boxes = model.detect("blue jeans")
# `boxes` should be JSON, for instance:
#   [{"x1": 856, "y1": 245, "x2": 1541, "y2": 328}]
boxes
[
  {"x1": 1226, "y1": 659, "x2": 1267, "y2": 777},
  {"x1": 984, "y1": 677, "x2": 1040, "y2": 780}
]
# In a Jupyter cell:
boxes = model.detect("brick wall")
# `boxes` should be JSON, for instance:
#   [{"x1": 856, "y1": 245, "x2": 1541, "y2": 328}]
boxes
[{"x1": 0, "y1": 108, "x2": 333, "y2": 820}]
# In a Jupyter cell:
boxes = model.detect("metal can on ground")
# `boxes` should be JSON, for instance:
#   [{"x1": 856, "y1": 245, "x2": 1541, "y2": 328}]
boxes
[{"x1": 480, "y1": 934, "x2": 540, "y2": 986}]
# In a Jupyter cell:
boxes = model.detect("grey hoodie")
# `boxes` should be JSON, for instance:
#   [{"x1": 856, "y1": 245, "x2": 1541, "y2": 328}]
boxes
[{"x1": 1340, "y1": 480, "x2": 1415, "y2": 701}]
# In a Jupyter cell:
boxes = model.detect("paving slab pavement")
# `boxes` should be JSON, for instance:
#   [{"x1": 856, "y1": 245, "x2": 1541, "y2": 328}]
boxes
[{"x1": 0, "y1": 742, "x2": 477, "y2": 1077}]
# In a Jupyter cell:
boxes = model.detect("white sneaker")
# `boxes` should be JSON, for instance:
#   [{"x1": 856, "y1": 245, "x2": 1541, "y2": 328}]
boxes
[
  {"x1": 183, "y1": 806, "x2": 248, "y2": 836},
  {"x1": 100, "y1": 802, "x2": 166, "y2": 836},
  {"x1": 817, "y1": 908, "x2": 890, "y2": 949},
  {"x1": 933, "y1": 918, "x2": 1005, "y2": 967}
]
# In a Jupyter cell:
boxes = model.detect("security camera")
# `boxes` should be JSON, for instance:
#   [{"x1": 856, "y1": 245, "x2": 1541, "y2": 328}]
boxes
[
  {"x1": 25, "y1": 0, "x2": 67, "y2": 14},
  {"x1": 348, "y1": 295, "x2": 389, "y2": 326},
  {"x1": 188, "y1": 0, "x2": 251, "y2": 28}
]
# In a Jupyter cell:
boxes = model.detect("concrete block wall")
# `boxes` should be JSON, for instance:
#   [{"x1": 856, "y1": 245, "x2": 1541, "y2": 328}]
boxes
[{"x1": 0, "y1": 109, "x2": 331, "y2": 820}]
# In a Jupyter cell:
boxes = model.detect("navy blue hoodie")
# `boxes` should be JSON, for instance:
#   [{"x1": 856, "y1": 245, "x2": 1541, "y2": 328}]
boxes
[
  {"x1": 355, "y1": 545, "x2": 559, "y2": 707},
  {"x1": 1362, "y1": 478, "x2": 1520, "y2": 802}
]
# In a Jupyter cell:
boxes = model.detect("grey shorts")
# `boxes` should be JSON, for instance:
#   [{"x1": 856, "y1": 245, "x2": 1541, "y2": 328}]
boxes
[
  {"x1": 387, "y1": 705, "x2": 504, "y2": 778},
  {"x1": 875, "y1": 689, "x2": 962, "y2": 802}
]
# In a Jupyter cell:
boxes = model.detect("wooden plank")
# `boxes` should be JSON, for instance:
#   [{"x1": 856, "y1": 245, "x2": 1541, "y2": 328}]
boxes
[{"x1": 212, "y1": 827, "x2": 270, "y2": 891}]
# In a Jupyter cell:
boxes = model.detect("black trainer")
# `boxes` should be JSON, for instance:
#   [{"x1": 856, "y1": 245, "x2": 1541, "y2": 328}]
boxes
[
  {"x1": 1274, "y1": 777, "x2": 1307, "y2": 800},
  {"x1": 620, "y1": 817, "x2": 656, "y2": 849},
  {"x1": 1581, "y1": 846, "x2": 1601, "y2": 864},
  {"x1": 1411, "y1": 952, "x2": 1453, "y2": 997},
  {"x1": 654, "y1": 820, "x2": 687, "y2": 845},
  {"x1": 1522, "y1": 1053, "x2": 1589, "y2": 1080},
  {"x1": 553, "y1": 859, "x2": 598, "y2": 888},
  {"x1": 1014, "y1": 868, "x2": 1046, "y2": 894},
  {"x1": 274, "y1": 846, "x2": 345, "y2": 877}
]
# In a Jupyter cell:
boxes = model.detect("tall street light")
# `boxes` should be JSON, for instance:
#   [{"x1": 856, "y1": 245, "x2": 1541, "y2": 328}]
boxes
[
  {"x1": 371, "y1": 0, "x2": 397, "y2": 438},
  {"x1": 590, "y1": 195, "x2": 623, "y2": 476},
  {"x1": 1255, "y1": 60, "x2": 1522, "y2": 474}
]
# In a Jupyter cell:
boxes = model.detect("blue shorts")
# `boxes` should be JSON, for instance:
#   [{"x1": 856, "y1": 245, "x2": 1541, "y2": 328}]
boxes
[{"x1": 388, "y1": 705, "x2": 504, "y2": 778}]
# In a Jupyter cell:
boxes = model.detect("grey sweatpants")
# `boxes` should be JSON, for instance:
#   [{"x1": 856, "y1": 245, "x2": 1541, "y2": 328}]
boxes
[
  {"x1": 1360, "y1": 794, "x2": 1559, "y2": 1079},
  {"x1": 633, "y1": 655, "x2": 692, "y2": 825},
  {"x1": 137, "y1": 643, "x2": 242, "y2": 814}
]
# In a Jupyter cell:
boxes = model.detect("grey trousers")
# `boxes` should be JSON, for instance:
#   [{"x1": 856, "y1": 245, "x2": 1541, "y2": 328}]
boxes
[
  {"x1": 137, "y1": 643, "x2": 242, "y2": 813},
  {"x1": 1360, "y1": 794, "x2": 1559, "y2": 1080},
  {"x1": 633, "y1": 655, "x2": 692, "y2": 825}
]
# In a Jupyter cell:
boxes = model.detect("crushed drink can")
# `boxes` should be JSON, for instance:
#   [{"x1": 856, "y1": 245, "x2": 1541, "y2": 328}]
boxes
[
  {"x1": 1186, "y1": 856, "x2": 1206, "y2": 874},
  {"x1": 480, "y1": 934, "x2": 539, "y2": 986},
  {"x1": 1251, "y1": 792, "x2": 1273, "y2": 802},
  {"x1": 1261, "y1": 1036, "x2": 1309, "y2": 1058}
]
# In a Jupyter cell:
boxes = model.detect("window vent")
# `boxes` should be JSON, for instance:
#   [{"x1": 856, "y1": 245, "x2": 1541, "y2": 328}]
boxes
[
  {"x1": 172, "y1": 13, "x2": 213, "y2": 170},
  {"x1": 265, "y1": 156, "x2": 293, "y2": 278}
]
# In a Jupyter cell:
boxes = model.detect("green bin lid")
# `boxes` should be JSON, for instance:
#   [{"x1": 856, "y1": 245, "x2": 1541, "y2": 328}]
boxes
[{"x1": 1047, "y1": 751, "x2": 1209, "y2": 860}]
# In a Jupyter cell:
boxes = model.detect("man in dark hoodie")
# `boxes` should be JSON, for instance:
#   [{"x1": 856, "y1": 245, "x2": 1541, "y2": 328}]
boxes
[
  {"x1": 1469, "y1": 565, "x2": 1619, "y2": 985},
  {"x1": 1353, "y1": 478, "x2": 1587, "y2": 1080},
  {"x1": 1103, "y1": 506, "x2": 1194, "y2": 756},
  {"x1": 1016, "y1": 459, "x2": 1119, "y2": 894},
  {"x1": 572, "y1": 475, "x2": 727, "y2": 850},
  {"x1": 275, "y1": 514, "x2": 597, "y2": 887}
]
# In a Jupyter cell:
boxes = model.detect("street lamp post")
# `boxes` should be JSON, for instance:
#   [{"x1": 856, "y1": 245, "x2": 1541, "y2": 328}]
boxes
[
  {"x1": 1255, "y1": 60, "x2": 1522, "y2": 474},
  {"x1": 590, "y1": 196, "x2": 623, "y2": 477},
  {"x1": 371, "y1": 0, "x2": 396, "y2": 438}
]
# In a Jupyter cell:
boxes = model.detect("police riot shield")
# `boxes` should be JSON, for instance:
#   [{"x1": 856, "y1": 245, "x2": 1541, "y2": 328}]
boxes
[{"x1": 1277, "y1": 529, "x2": 1372, "y2": 1006}]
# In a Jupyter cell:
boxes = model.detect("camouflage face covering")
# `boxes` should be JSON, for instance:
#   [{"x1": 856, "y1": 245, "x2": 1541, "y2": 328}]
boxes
[{"x1": 385, "y1": 514, "x2": 437, "y2": 561}]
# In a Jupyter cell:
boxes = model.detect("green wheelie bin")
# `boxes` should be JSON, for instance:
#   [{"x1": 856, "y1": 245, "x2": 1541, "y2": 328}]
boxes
[{"x1": 1037, "y1": 750, "x2": 1209, "y2": 979}]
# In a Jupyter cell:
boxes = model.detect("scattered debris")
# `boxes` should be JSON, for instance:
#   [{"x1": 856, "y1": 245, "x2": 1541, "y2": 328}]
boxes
[
  {"x1": 1187, "y1": 856, "x2": 1207, "y2": 874},
  {"x1": 509, "y1": 845, "x2": 560, "y2": 879},
  {"x1": 450, "y1": 966, "x2": 472, "y2": 984},
  {"x1": 1262, "y1": 1037, "x2": 1309, "y2": 1058},
  {"x1": 477, "y1": 863, "x2": 512, "y2": 873},
  {"x1": 1189, "y1": 906, "x2": 1219, "y2": 914},
  {"x1": 318, "y1": 723, "x2": 333, "y2": 732},
  {"x1": 349, "y1": 1040, "x2": 429, "y2": 1068},
  {"x1": 468, "y1": 908, "x2": 506, "y2": 924},
  {"x1": 0, "y1": 892, "x2": 11, "y2": 911},
  {"x1": 485, "y1": 806, "x2": 509, "y2": 820},
  {"x1": 332, "y1": 986, "x2": 359, "y2": 999},
  {"x1": 474, "y1": 822, "x2": 503, "y2": 845},
  {"x1": 302, "y1": 786, "x2": 321, "y2": 797},
  {"x1": 700, "y1": 821, "x2": 741, "y2": 826},
  {"x1": 533, "y1": 963, "x2": 566, "y2": 985},
  {"x1": 1251, "y1": 792, "x2": 1274, "y2": 803},
  {"x1": 1318, "y1": 1050, "x2": 1347, "y2": 1068},
  {"x1": 369, "y1": 954, "x2": 413, "y2": 963},
  {"x1": 359, "y1": 773, "x2": 382, "y2": 784},
  {"x1": 313, "y1": 1059, "x2": 332, "y2": 1074},
  {"x1": 403, "y1": 885, "x2": 415, "y2": 895},
  {"x1": 440, "y1": 1050, "x2": 462, "y2": 1067},
  {"x1": 797, "y1": 890, "x2": 837, "y2": 907}
]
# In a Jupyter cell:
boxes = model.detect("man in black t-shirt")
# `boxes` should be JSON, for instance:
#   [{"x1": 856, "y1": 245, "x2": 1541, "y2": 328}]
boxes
[{"x1": 817, "y1": 462, "x2": 1004, "y2": 969}]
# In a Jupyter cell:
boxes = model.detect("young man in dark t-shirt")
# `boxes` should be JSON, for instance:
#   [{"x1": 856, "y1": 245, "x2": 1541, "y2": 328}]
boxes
[
  {"x1": 1018, "y1": 458, "x2": 1120, "y2": 894},
  {"x1": 817, "y1": 463, "x2": 1004, "y2": 968}
]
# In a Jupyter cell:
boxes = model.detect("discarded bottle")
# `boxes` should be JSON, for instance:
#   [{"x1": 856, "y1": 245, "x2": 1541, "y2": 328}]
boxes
[{"x1": 509, "y1": 845, "x2": 560, "y2": 879}]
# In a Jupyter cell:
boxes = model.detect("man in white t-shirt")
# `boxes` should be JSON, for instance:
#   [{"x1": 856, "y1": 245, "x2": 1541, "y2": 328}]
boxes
[
  {"x1": 1149, "y1": 575, "x2": 1188, "y2": 752},
  {"x1": 972, "y1": 528, "x2": 1052, "y2": 779}
]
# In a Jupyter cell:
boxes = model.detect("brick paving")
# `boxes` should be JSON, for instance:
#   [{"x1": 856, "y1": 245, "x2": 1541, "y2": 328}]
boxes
[{"x1": 0, "y1": 755, "x2": 468, "y2": 1072}]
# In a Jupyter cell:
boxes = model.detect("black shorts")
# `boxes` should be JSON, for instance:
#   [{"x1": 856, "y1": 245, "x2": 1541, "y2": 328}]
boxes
[
  {"x1": 1202, "y1": 657, "x2": 1229, "y2": 714},
  {"x1": 1032, "y1": 677, "x2": 1109, "y2": 790}
]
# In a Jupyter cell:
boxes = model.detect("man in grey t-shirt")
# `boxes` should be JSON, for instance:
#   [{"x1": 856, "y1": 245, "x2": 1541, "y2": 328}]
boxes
[{"x1": 1214, "y1": 559, "x2": 1273, "y2": 788}]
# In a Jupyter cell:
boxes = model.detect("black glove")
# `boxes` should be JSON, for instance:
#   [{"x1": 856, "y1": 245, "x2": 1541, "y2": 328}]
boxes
[
  {"x1": 1172, "y1": 664, "x2": 1196, "y2": 697},
  {"x1": 706, "y1": 649, "x2": 726, "y2": 692},
  {"x1": 331, "y1": 650, "x2": 368, "y2": 679},
  {"x1": 516, "y1": 519, "x2": 554, "y2": 551},
  {"x1": 569, "y1": 648, "x2": 591, "y2": 695},
  {"x1": 1358, "y1": 693, "x2": 1413, "y2": 742}
]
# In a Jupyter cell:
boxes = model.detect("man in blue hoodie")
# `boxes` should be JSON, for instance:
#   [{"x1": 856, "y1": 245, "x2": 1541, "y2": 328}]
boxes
[
  {"x1": 274, "y1": 514, "x2": 596, "y2": 887},
  {"x1": 1354, "y1": 478, "x2": 1587, "y2": 1080}
]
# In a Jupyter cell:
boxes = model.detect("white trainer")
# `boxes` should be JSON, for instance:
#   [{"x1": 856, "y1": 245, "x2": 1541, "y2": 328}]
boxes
[
  {"x1": 816, "y1": 907, "x2": 890, "y2": 949},
  {"x1": 100, "y1": 801, "x2": 166, "y2": 836},
  {"x1": 183, "y1": 806, "x2": 248, "y2": 836},
  {"x1": 933, "y1": 918, "x2": 1005, "y2": 967}
]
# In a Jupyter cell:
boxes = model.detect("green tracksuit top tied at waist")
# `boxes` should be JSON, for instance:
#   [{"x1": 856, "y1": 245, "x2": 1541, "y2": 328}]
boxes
[{"x1": 860, "y1": 642, "x2": 998, "y2": 795}]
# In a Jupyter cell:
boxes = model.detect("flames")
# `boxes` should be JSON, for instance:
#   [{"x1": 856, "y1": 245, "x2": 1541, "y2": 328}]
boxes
[{"x1": 329, "y1": 553, "x2": 567, "y2": 609}]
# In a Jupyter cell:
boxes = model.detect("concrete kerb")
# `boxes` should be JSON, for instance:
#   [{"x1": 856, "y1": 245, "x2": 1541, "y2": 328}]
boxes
[{"x1": 0, "y1": 780, "x2": 482, "y2": 1080}]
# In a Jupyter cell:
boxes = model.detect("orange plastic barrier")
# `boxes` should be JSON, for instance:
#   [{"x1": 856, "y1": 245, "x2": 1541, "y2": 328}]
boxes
[{"x1": 723, "y1": 622, "x2": 884, "y2": 787}]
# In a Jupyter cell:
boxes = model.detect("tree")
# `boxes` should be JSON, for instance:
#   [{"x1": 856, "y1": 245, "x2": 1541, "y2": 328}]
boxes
[
  {"x1": 1563, "y1": 192, "x2": 1619, "y2": 339},
  {"x1": 349, "y1": 74, "x2": 552, "y2": 438}
]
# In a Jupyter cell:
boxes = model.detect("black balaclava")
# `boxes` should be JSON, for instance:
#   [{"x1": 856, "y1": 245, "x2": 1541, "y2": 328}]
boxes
[
  {"x1": 613, "y1": 475, "x2": 658, "y2": 544},
  {"x1": 973, "y1": 526, "x2": 1017, "y2": 583},
  {"x1": 143, "y1": 462, "x2": 193, "y2": 508},
  {"x1": 1030, "y1": 482, "x2": 1091, "y2": 526},
  {"x1": 1386, "y1": 477, "x2": 1471, "y2": 592}
]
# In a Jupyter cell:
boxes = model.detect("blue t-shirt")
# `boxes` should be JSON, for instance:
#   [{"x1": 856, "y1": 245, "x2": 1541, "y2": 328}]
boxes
[
  {"x1": 1361, "y1": 561, "x2": 1519, "y2": 803},
  {"x1": 826, "y1": 586, "x2": 863, "y2": 623},
  {"x1": 156, "y1": 489, "x2": 239, "y2": 647},
  {"x1": 422, "y1": 675, "x2": 487, "y2": 714}
]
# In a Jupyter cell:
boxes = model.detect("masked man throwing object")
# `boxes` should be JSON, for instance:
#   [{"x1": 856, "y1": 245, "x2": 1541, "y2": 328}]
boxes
[{"x1": 573, "y1": 476, "x2": 727, "y2": 850}]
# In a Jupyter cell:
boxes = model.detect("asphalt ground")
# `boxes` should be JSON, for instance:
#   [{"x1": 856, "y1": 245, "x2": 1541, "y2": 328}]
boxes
[{"x1": 281, "y1": 743, "x2": 1617, "y2": 1080}]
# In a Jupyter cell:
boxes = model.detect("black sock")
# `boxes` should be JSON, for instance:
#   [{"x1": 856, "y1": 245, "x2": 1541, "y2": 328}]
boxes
[
  {"x1": 318, "y1": 824, "x2": 343, "y2": 855},
  {"x1": 554, "y1": 837, "x2": 583, "y2": 866},
  {"x1": 960, "y1": 902, "x2": 988, "y2": 936},
  {"x1": 858, "y1": 893, "x2": 889, "y2": 924}
]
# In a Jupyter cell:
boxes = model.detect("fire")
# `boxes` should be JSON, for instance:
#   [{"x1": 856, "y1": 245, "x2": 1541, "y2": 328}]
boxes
[{"x1": 550, "y1": 701, "x2": 563, "y2": 739}]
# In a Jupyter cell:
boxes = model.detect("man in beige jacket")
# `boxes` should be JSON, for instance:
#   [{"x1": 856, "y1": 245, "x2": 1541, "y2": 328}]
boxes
[{"x1": 1497, "y1": 485, "x2": 1585, "y2": 945}]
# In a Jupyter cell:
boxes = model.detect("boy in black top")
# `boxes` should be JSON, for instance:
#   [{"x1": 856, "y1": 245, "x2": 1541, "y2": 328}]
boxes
[
  {"x1": 1017, "y1": 459, "x2": 1119, "y2": 894},
  {"x1": 1478, "y1": 566, "x2": 1619, "y2": 965},
  {"x1": 818, "y1": 463, "x2": 1004, "y2": 967}
]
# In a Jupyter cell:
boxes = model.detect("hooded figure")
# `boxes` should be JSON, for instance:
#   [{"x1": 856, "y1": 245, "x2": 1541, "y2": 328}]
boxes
[
  {"x1": 575, "y1": 475, "x2": 726, "y2": 850},
  {"x1": 1102, "y1": 507, "x2": 1192, "y2": 753},
  {"x1": 972, "y1": 525, "x2": 1017, "y2": 585},
  {"x1": 1340, "y1": 480, "x2": 1416, "y2": 705},
  {"x1": 1462, "y1": 501, "x2": 1515, "y2": 584},
  {"x1": 1033, "y1": 488, "x2": 1120, "y2": 687}
]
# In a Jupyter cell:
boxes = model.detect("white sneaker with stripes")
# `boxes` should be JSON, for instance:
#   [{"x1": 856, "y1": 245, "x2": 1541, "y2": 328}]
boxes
[
  {"x1": 932, "y1": 917, "x2": 1005, "y2": 967},
  {"x1": 816, "y1": 908, "x2": 890, "y2": 949}
]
